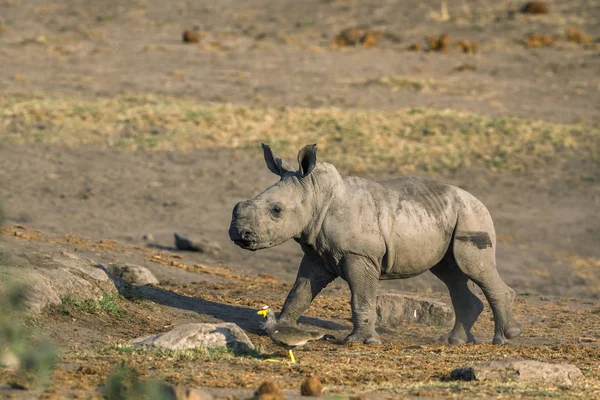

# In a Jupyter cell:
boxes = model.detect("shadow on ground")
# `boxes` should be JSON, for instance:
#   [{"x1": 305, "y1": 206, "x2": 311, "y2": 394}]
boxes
[{"x1": 110, "y1": 277, "x2": 349, "y2": 335}]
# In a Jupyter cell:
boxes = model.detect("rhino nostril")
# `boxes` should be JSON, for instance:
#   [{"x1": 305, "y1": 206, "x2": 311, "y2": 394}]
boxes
[{"x1": 241, "y1": 229, "x2": 254, "y2": 242}]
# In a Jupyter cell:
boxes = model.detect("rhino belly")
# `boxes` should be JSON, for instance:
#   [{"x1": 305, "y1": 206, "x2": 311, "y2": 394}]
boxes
[{"x1": 380, "y1": 227, "x2": 453, "y2": 280}]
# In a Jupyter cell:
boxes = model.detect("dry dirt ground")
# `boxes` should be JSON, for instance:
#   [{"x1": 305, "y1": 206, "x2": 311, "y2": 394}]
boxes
[{"x1": 1, "y1": 0, "x2": 600, "y2": 398}]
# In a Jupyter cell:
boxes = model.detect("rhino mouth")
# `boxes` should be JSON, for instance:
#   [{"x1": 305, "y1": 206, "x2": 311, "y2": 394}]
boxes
[{"x1": 229, "y1": 225, "x2": 259, "y2": 251}]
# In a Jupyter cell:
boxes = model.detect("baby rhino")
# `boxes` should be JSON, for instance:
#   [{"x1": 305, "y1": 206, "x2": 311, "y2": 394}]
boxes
[{"x1": 229, "y1": 144, "x2": 521, "y2": 345}]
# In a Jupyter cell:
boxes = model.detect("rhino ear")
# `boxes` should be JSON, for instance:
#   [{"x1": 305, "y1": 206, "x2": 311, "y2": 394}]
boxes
[
  {"x1": 262, "y1": 143, "x2": 293, "y2": 177},
  {"x1": 297, "y1": 144, "x2": 317, "y2": 177}
]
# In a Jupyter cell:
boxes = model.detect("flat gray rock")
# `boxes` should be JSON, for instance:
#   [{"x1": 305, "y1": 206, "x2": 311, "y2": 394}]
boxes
[
  {"x1": 107, "y1": 263, "x2": 159, "y2": 286},
  {"x1": 376, "y1": 292, "x2": 454, "y2": 328},
  {"x1": 174, "y1": 233, "x2": 221, "y2": 256},
  {"x1": 0, "y1": 250, "x2": 118, "y2": 315},
  {"x1": 130, "y1": 323, "x2": 255, "y2": 353},
  {"x1": 451, "y1": 359, "x2": 584, "y2": 385}
]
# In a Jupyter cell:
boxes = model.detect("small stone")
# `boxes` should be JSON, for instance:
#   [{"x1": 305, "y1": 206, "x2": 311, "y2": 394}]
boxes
[
  {"x1": 174, "y1": 233, "x2": 221, "y2": 256},
  {"x1": 451, "y1": 360, "x2": 583, "y2": 385},
  {"x1": 521, "y1": 1, "x2": 549, "y2": 14},
  {"x1": 130, "y1": 323, "x2": 255, "y2": 353},
  {"x1": 0, "y1": 350, "x2": 20, "y2": 369},
  {"x1": 254, "y1": 381, "x2": 284, "y2": 400},
  {"x1": 142, "y1": 233, "x2": 155, "y2": 241},
  {"x1": 376, "y1": 293, "x2": 454, "y2": 328},
  {"x1": 300, "y1": 376, "x2": 322, "y2": 396},
  {"x1": 107, "y1": 263, "x2": 159, "y2": 286}
]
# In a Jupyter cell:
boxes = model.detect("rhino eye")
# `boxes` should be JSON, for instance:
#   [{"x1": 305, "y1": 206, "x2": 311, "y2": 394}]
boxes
[{"x1": 270, "y1": 204, "x2": 283, "y2": 217}]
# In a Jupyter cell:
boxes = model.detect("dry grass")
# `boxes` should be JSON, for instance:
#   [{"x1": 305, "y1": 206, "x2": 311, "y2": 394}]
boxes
[{"x1": 0, "y1": 95, "x2": 598, "y2": 174}]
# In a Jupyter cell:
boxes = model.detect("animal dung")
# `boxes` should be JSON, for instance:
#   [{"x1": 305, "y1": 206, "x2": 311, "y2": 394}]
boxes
[
  {"x1": 182, "y1": 28, "x2": 204, "y2": 43},
  {"x1": 360, "y1": 31, "x2": 384, "y2": 48},
  {"x1": 565, "y1": 27, "x2": 592, "y2": 45},
  {"x1": 333, "y1": 28, "x2": 362, "y2": 46},
  {"x1": 428, "y1": 33, "x2": 450, "y2": 52},
  {"x1": 525, "y1": 33, "x2": 553, "y2": 48},
  {"x1": 455, "y1": 63, "x2": 477, "y2": 72},
  {"x1": 408, "y1": 42, "x2": 421, "y2": 51},
  {"x1": 521, "y1": 1, "x2": 549, "y2": 14},
  {"x1": 455, "y1": 40, "x2": 479, "y2": 54},
  {"x1": 300, "y1": 376, "x2": 323, "y2": 396},
  {"x1": 254, "y1": 381, "x2": 284, "y2": 400}
]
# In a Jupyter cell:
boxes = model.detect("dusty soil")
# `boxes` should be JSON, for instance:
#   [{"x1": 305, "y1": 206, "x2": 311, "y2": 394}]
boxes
[
  {"x1": 1, "y1": 231, "x2": 599, "y2": 399},
  {"x1": 1, "y1": 0, "x2": 599, "y2": 398},
  {"x1": 0, "y1": 0, "x2": 599, "y2": 125}
]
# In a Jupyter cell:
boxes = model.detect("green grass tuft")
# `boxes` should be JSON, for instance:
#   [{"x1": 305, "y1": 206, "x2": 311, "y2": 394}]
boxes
[{"x1": 59, "y1": 292, "x2": 126, "y2": 317}]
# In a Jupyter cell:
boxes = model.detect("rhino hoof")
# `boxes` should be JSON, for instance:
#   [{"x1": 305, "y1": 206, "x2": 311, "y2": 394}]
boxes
[
  {"x1": 492, "y1": 334, "x2": 508, "y2": 345},
  {"x1": 439, "y1": 331, "x2": 477, "y2": 345},
  {"x1": 343, "y1": 332, "x2": 381, "y2": 345},
  {"x1": 365, "y1": 336, "x2": 382, "y2": 345},
  {"x1": 505, "y1": 326, "x2": 522, "y2": 339}
]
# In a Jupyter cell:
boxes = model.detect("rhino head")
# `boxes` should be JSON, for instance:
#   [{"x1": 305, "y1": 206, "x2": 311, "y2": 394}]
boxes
[{"x1": 229, "y1": 143, "x2": 329, "y2": 251}]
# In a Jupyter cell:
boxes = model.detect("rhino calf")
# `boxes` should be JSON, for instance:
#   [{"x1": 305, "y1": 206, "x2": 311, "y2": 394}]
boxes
[{"x1": 229, "y1": 144, "x2": 521, "y2": 345}]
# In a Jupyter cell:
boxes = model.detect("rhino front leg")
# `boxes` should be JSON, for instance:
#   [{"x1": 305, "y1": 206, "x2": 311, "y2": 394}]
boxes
[
  {"x1": 279, "y1": 255, "x2": 337, "y2": 324},
  {"x1": 343, "y1": 256, "x2": 382, "y2": 345}
]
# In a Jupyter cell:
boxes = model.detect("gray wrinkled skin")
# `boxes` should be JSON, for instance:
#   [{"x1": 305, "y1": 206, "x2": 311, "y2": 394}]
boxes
[{"x1": 229, "y1": 144, "x2": 522, "y2": 345}]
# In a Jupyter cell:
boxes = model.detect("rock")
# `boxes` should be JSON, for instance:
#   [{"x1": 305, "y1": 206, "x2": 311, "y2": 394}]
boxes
[
  {"x1": 174, "y1": 233, "x2": 221, "y2": 256},
  {"x1": 521, "y1": 1, "x2": 549, "y2": 14},
  {"x1": 0, "y1": 251, "x2": 118, "y2": 315},
  {"x1": 300, "y1": 377, "x2": 322, "y2": 396},
  {"x1": 451, "y1": 360, "x2": 583, "y2": 385},
  {"x1": 130, "y1": 323, "x2": 255, "y2": 353},
  {"x1": 107, "y1": 263, "x2": 159, "y2": 286},
  {"x1": 182, "y1": 28, "x2": 204, "y2": 43},
  {"x1": 0, "y1": 350, "x2": 20, "y2": 369},
  {"x1": 376, "y1": 293, "x2": 454, "y2": 328},
  {"x1": 142, "y1": 233, "x2": 155, "y2": 242},
  {"x1": 173, "y1": 386, "x2": 214, "y2": 400}
]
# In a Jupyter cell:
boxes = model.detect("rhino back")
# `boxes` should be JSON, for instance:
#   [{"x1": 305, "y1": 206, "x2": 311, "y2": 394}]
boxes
[
  {"x1": 317, "y1": 175, "x2": 467, "y2": 278},
  {"x1": 378, "y1": 177, "x2": 463, "y2": 275}
]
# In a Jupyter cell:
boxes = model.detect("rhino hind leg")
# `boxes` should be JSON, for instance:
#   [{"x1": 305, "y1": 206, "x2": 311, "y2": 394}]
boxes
[
  {"x1": 431, "y1": 259, "x2": 483, "y2": 344},
  {"x1": 451, "y1": 211, "x2": 522, "y2": 345}
]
